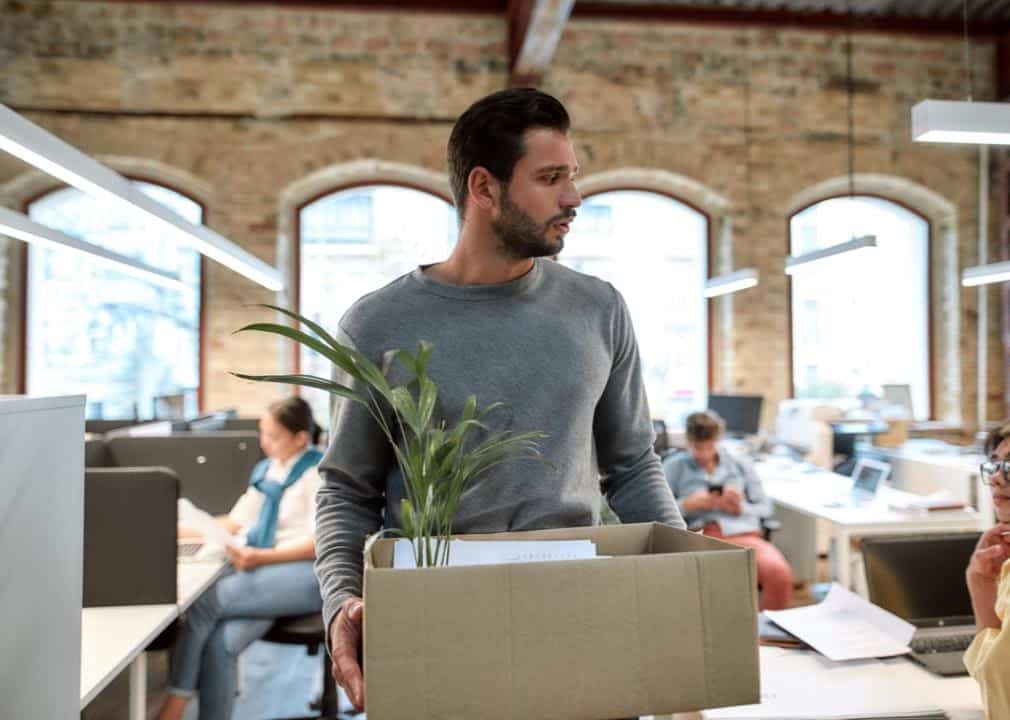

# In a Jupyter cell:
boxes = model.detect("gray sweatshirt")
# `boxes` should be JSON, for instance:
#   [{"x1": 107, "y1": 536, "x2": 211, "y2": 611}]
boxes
[{"x1": 314, "y1": 258, "x2": 686, "y2": 632}]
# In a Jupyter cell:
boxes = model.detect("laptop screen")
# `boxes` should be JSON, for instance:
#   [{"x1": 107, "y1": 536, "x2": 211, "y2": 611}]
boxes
[
  {"x1": 852, "y1": 462, "x2": 885, "y2": 495},
  {"x1": 862, "y1": 533, "x2": 979, "y2": 625}
]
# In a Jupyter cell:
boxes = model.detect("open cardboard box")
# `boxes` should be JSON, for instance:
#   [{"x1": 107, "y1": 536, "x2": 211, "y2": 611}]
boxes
[{"x1": 363, "y1": 522, "x2": 760, "y2": 720}]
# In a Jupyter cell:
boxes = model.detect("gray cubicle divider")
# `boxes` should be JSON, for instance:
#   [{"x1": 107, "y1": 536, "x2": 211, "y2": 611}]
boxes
[
  {"x1": 103, "y1": 432, "x2": 265, "y2": 514},
  {"x1": 83, "y1": 467, "x2": 178, "y2": 607},
  {"x1": 85, "y1": 436, "x2": 113, "y2": 467},
  {"x1": 221, "y1": 417, "x2": 260, "y2": 432},
  {"x1": 2, "y1": 395, "x2": 85, "y2": 719}
]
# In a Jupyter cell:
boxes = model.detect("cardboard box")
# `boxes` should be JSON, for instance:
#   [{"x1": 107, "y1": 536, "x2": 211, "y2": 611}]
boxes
[{"x1": 364, "y1": 522, "x2": 760, "y2": 719}]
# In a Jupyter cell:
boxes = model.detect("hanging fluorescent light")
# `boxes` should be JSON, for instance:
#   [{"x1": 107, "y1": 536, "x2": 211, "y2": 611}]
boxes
[
  {"x1": 704, "y1": 268, "x2": 759, "y2": 298},
  {"x1": 0, "y1": 104, "x2": 283, "y2": 291},
  {"x1": 0, "y1": 206, "x2": 186, "y2": 291},
  {"x1": 962, "y1": 260, "x2": 1010, "y2": 287},
  {"x1": 784, "y1": 235, "x2": 877, "y2": 275},
  {"x1": 912, "y1": 100, "x2": 1010, "y2": 146}
]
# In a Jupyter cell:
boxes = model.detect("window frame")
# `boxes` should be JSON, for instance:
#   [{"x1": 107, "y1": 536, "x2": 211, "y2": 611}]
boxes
[
  {"x1": 572, "y1": 185, "x2": 714, "y2": 408},
  {"x1": 18, "y1": 176, "x2": 208, "y2": 414},
  {"x1": 785, "y1": 192, "x2": 935, "y2": 419},
  {"x1": 292, "y1": 180, "x2": 455, "y2": 378}
]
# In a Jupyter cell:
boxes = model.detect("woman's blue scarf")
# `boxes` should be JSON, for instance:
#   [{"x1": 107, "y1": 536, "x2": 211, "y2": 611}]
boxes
[{"x1": 244, "y1": 448, "x2": 324, "y2": 549}]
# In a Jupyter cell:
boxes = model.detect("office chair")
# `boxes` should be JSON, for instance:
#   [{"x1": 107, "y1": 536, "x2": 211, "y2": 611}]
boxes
[{"x1": 262, "y1": 613, "x2": 341, "y2": 719}]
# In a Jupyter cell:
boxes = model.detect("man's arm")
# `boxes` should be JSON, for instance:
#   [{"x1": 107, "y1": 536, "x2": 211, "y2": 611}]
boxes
[
  {"x1": 314, "y1": 327, "x2": 394, "y2": 645},
  {"x1": 594, "y1": 286, "x2": 685, "y2": 530}
]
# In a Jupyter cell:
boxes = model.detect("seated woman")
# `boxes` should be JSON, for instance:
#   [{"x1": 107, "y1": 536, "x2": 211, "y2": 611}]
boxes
[
  {"x1": 662, "y1": 410, "x2": 794, "y2": 610},
  {"x1": 964, "y1": 421, "x2": 1010, "y2": 716},
  {"x1": 157, "y1": 396, "x2": 324, "y2": 720}
]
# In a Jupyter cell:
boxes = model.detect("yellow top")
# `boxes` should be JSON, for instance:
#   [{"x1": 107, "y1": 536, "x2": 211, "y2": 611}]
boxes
[{"x1": 965, "y1": 559, "x2": 1010, "y2": 718}]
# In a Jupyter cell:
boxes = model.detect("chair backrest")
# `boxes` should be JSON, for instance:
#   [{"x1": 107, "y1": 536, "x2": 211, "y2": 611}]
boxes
[
  {"x1": 83, "y1": 467, "x2": 178, "y2": 607},
  {"x1": 105, "y1": 432, "x2": 264, "y2": 514},
  {"x1": 221, "y1": 417, "x2": 261, "y2": 433},
  {"x1": 84, "y1": 419, "x2": 138, "y2": 435},
  {"x1": 85, "y1": 437, "x2": 112, "y2": 467}
]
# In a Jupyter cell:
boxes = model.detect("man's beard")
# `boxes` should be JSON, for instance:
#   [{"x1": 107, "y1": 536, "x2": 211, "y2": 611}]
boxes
[{"x1": 491, "y1": 191, "x2": 573, "y2": 260}]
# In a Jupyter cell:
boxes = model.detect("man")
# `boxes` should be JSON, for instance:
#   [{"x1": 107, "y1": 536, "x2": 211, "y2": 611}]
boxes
[
  {"x1": 315, "y1": 88, "x2": 686, "y2": 712},
  {"x1": 662, "y1": 410, "x2": 793, "y2": 610}
]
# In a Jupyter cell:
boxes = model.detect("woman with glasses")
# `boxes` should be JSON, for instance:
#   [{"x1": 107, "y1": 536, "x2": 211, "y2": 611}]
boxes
[{"x1": 964, "y1": 421, "x2": 1010, "y2": 717}]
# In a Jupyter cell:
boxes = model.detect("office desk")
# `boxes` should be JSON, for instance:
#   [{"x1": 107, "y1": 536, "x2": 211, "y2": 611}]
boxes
[
  {"x1": 667, "y1": 645, "x2": 982, "y2": 719},
  {"x1": 80, "y1": 560, "x2": 226, "y2": 720},
  {"x1": 756, "y1": 459, "x2": 986, "y2": 590}
]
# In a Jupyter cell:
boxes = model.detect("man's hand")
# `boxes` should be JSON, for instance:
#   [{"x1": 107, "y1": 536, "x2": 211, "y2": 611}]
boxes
[
  {"x1": 717, "y1": 486, "x2": 743, "y2": 516},
  {"x1": 330, "y1": 597, "x2": 365, "y2": 712},
  {"x1": 225, "y1": 545, "x2": 263, "y2": 572},
  {"x1": 967, "y1": 524, "x2": 1010, "y2": 630},
  {"x1": 682, "y1": 488, "x2": 716, "y2": 513}
]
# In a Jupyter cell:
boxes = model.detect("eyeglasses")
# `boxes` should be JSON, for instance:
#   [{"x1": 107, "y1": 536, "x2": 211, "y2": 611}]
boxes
[{"x1": 980, "y1": 460, "x2": 1010, "y2": 486}]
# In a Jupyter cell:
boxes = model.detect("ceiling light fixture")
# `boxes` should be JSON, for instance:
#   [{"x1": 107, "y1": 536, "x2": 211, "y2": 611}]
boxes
[
  {"x1": 704, "y1": 268, "x2": 759, "y2": 297},
  {"x1": 961, "y1": 259, "x2": 1010, "y2": 287},
  {"x1": 0, "y1": 206, "x2": 187, "y2": 291},
  {"x1": 0, "y1": 104, "x2": 283, "y2": 291}
]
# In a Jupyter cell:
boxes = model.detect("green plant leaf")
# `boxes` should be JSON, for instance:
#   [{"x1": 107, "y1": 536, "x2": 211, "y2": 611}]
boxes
[{"x1": 229, "y1": 372, "x2": 365, "y2": 405}]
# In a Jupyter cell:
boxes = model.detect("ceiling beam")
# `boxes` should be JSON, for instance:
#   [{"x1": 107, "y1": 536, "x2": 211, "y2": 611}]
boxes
[
  {"x1": 998, "y1": 31, "x2": 1010, "y2": 100},
  {"x1": 509, "y1": 0, "x2": 576, "y2": 87},
  {"x1": 571, "y1": 3, "x2": 1009, "y2": 37}
]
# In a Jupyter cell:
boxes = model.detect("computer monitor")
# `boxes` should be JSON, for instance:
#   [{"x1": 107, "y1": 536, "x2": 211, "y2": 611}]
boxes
[
  {"x1": 850, "y1": 457, "x2": 891, "y2": 497},
  {"x1": 707, "y1": 394, "x2": 763, "y2": 436},
  {"x1": 862, "y1": 533, "x2": 979, "y2": 625}
]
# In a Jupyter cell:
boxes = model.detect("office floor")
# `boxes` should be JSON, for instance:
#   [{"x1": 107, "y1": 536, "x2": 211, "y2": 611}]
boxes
[
  {"x1": 82, "y1": 559, "x2": 827, "y2": 719},
  {"x1": 81, "y1": 641, "x2": 338, "y2": 720}
]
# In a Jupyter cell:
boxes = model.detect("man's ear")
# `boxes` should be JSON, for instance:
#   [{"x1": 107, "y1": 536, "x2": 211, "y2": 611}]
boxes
[{"x1": 466, "y1": 166, "x2": 500, "y2": 214}]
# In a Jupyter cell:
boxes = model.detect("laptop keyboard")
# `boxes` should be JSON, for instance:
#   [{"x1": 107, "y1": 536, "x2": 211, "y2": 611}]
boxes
[
  {"x1": 178, "y1": 541, "x2": 203, "y2": 557},
  {"x1": 910, "y1": 634, "x2": 975, "y2": 654}
]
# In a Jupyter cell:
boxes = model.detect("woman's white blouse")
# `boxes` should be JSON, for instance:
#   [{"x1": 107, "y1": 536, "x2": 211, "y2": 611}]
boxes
[{"x1": 227, "y1": 450, "x2": 322, "y2": 548}]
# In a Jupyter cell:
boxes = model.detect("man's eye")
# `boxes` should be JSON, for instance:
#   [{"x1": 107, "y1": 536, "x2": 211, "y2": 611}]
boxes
[{"x1": 544, "y1": 174, "x2": 559, "y2": 184}]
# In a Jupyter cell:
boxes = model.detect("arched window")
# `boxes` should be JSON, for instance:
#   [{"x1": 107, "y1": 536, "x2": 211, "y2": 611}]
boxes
[
  {"x1": 298, "y1": 184, "x2": 458, "y2": 422},
  {"x1": 789, "y1": 195, "x2": 930, "y2": 419},
  {"x1": 557, "y1": 190, "x2": 708, "y2": 426},
  {"x1": 26, "y1": 181, "x2": 203, "y2": 419}
]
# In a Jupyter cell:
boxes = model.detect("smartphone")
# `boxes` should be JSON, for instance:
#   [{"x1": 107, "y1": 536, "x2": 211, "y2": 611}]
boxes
[{"x1": 708, "y1": 483, "x2": 724, "y2": 496}]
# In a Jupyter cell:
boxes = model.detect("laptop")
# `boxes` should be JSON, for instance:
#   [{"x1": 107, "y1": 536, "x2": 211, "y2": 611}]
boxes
[
  {"x1": 862, "y1": 533, "x2": 981, "y2": 676},
  {"x1": 822, "y1": 457, "x2": 891, "y2": 508}
]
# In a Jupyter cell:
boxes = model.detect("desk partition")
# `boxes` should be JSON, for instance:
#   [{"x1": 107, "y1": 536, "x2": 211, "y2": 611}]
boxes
[{"x1": 0, "y1": 395, "x2": 85, "y2": 719}]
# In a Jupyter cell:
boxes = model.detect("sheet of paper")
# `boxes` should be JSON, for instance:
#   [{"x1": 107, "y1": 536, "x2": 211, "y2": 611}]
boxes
[
  {"x1": 706, "y1": 648, "x2": 948, "y2": 719},
  {"x1": 765, "y1": 583, "x2": 915, "y2": 662},
  {"x1": 392, "y1": 538, "x2": 597, "y2": 569},
  {"x1": 178, "y1": 498, "x2": 240, "y2": 548}
]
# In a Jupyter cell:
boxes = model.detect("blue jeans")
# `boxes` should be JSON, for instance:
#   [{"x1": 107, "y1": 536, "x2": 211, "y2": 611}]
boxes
[{"x1": 167, "y1": 561, "x2": 322, "y2": 719}]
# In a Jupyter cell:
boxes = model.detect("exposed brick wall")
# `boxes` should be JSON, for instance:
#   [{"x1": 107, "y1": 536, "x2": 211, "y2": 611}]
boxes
[{"x1": 0, "y1": 0, "x2": 1004, "y2": 431}]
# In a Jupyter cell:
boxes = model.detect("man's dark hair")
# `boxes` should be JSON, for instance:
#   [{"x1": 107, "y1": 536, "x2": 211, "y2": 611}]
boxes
[
  {"x1": 685, "y1": 410, "x2": 726, "y2": 443},
  {"x1": 447, "y1": 88, "x2": 571, "y2": 219},
  {"x1": 984, "y1": 420, "x2": 1010, "y2": 456}
]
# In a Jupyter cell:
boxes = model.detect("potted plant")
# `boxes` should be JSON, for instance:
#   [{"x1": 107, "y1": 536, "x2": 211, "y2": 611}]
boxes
[{"x1": 232, "y1": 304, "x2": 547, "y2": 568}]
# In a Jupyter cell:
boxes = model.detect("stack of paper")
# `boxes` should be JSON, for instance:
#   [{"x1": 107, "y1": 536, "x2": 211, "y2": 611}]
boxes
[
  {"x1": 392, "y1": 538, "x2": 598, "y2": 569},
  {"x1": 765, "y1": 584, "x2": 915, "y2": 662},
  {"x1": 888, "y1": 491, "x2": 966, "y2": 513}
]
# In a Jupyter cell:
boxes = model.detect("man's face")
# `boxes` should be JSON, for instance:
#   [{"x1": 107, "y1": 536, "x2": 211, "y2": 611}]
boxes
[
  {"x1": 989, "y1": 438, "x2": 1010, "y2": 523},
  {"x1": 689, "y1": 438, "x2": 719, "y2": 467},
  {"x1": 491, "y1": 128, "x2": 581, "y2": 259}
]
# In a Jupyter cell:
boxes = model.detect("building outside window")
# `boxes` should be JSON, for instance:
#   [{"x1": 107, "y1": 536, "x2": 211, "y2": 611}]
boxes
[
  {"x1": 298, "y1": 185, "x2": 458, "y2": 424},
  {"x1": 790, "y1": 195, "x2": 930, "y2": 419},
  {"x1": 26, "y1": 182, "x2": 202, "y2": 419},
  {"x1": 557, "y1": 190, "x2": 708, "y2": 427}
]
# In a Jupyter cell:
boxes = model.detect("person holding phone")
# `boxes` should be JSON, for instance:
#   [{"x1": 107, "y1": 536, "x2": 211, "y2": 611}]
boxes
[{"x1": 663, "y1": 410, "x2": 793, "y2": 610}]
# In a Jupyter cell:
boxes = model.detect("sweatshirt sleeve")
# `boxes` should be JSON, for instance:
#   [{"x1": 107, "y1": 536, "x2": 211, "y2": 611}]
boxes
[
  {"x1": 314, "y1": 326, "x2": 394, "y2": 644},
  {"x1": 593, "y1": 286, "x2": 685, "y2": 530}
]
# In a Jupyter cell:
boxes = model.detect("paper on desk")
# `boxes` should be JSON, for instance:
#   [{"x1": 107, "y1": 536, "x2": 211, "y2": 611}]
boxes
[
  {"x1": 178, "y1": 498, "x2": 240, "y2": 548},
  {"x1": 765, "y1": 584, "x2": 915, "y2": 662},
  {"x1": 392, "y1": 538, "x2": 597, "y2": 569},
  {"x1": 888, "y1": 491, "x2": 966, "y2": 513}
]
